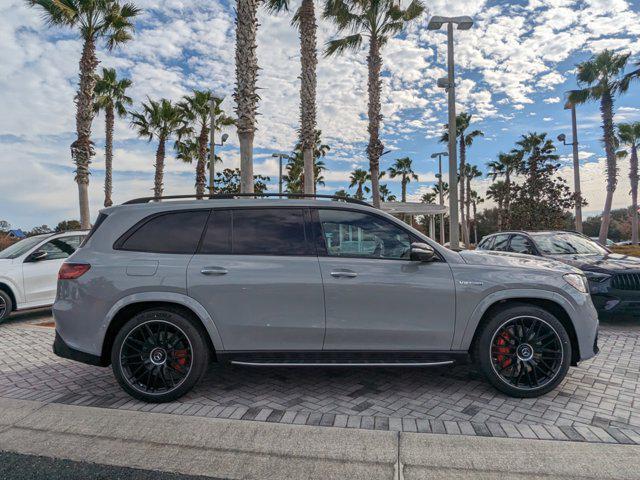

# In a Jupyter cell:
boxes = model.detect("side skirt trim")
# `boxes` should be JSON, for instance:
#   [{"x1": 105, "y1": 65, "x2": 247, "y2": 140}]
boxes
[{"x1": 229, "y1": 360, "x2": 455, "y2": 367}]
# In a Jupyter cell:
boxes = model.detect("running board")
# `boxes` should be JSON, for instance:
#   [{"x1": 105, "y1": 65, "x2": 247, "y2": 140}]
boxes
[
  {"x1": 219, "y1": 350, "x2": 469, "y2": 366},
  {"x1": 230, "y1": 360, "x2": 455, "y2": 367}
]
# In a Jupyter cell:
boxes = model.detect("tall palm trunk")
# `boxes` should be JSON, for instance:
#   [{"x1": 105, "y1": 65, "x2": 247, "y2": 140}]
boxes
[
  {"x1": 504, "y1": 171, "x2": 511, "y2": 228},
  {"x1": 497, "y1": 199, "x2": 503, "y2": 231},
  {"x1": 299, "y1": 0, "x2": 317, "y2": 195},
  {"x1": 72, "y1": 38, "x2": 99, "y2": 228},
  {"x1": 235, "y1": 0, "x2": 260, "y2": 194},
  {"x1": 154, "y1": 136, "x2": 166, "y2": 200},
  {"x1": 458, "y1": 138, "x2": 469, "y2": 245},
  {"x1": 466, "y1": 175, "x2": 471, "y2": 238},
  {"x1": 103, "y1": 104, "x2": 114, "y2": 207},
  {"x1": 367, "y1": 36, "x2": 384, "y2": 208},
  {"x1": 472, "y1": 201, "x2": 478, "y2": 244},
  {"x1": 401, "y1": 177, "x2": 407, "y2": 223},
  {"x1": 599, "y1": 90, "x2": 618, "y2": 244},
  {"x1": 196, "y1": 125, "x2": 208, "y2": 199},
  {"x1": 630, "y1": 144, "x2": 639, "y2": 245}
]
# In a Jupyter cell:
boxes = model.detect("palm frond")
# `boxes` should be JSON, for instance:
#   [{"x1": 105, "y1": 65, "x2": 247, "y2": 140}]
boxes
[
  {"x1": 265, "y1": 0, "x2": 290, "y2": 14},
  {"x1": 325, "y1": 34, "x2": 363, "y2": 56}
]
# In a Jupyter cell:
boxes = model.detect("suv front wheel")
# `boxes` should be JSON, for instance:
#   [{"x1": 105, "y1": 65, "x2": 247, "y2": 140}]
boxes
[
  {"x1": 476, "y1": 304, "x2": 571, "y2": 398},
  {"x1": 111, "y1": 308, "x2": 210, "y2": 403}
]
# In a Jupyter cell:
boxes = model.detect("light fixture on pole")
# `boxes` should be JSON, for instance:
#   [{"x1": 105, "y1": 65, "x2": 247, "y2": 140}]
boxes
[
  {"x1": 428, "y1": 15, "x2": 473, "y2": 250},
  {"x1": 431, "y1": 151, "x2": 448, "y2": 244},
  {"x1": 557, "y1": 101, "x2": 583, "y2": 233},
  {"x1": 209, "y1": 95, "x2": 229, "y2": 196},
  {"x1": 272, "y1": 153, "x2": 291, "y2": 194}
]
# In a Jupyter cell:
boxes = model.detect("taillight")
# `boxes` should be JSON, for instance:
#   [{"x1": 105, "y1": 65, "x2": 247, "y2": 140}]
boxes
[{"x1": 58, "y1": 263, "x2": 91, "y2": 280}]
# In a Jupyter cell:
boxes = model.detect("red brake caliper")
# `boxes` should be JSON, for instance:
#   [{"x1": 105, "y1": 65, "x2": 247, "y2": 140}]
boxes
[
  {"x1": 495, "y1": 332, "x2": 512, "y2": 368},
  {"x1": 172, "y1": 349, "x2": 189, "y2": 371}
]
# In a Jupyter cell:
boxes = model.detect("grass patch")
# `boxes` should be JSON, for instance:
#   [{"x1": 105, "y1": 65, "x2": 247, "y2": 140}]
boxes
[{"x1": 610, "y1": 245, "x2": 640, "y2": 257}]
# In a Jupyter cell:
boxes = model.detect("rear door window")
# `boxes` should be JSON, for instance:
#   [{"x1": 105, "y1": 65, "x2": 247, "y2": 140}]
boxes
[
  {"x1": 199, "y1": 208, "x2": 311, "y2": 256},
  {"x1": 118, "y1": 210, "x2": 209, "y2": 254}
]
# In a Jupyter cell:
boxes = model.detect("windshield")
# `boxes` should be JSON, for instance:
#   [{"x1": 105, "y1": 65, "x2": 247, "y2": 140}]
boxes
[
  {"x1": 531, "y1": 233, "x2": 607, "y2": 255},
  {"x1": 0, "y1": 236, "x2": 46, "y2": 259}
]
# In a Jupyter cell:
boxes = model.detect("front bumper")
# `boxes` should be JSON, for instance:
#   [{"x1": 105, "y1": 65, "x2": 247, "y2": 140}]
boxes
[
  {"x1": 591, "y1": 291, "x2": 640, "y2": 317},
  {"x1": 53, "y1": 331, "x2": 108, "y2": 367}
]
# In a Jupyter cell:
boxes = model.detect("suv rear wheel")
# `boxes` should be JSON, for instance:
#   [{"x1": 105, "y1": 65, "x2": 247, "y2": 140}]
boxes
[
  {"x1": 0, "y1": 290, "x2": 12, "y2": 322},
  {"x1": 476, "y1": 304, "x2": 571, "y2": 398},
  {"x1": 111, "y1": 308, "x2": 209, "y2": 402}
]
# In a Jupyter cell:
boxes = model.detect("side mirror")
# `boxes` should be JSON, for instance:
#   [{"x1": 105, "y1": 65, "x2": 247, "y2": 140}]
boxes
[
  {"x1": 27, "y1": 250, "x2": 48, "y2": 262},
  {"x1": 410, "y1": 242, "x2": 435, "y2": 262}
]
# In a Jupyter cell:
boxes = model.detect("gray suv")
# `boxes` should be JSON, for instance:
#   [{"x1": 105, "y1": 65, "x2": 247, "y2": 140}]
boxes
[{"x1": 53, "y1": 195, "x2": 599, "y2": 402}]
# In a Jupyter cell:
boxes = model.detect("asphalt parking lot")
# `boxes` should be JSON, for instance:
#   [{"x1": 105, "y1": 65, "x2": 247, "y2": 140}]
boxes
[{"x1": 1, "y1": 309, "x2": 639, "y2": 445}]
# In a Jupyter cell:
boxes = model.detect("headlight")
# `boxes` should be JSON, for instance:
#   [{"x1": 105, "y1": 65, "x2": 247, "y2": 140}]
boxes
[
  {"x1": 563, "y1": 273, "x2": 589, "y2": 293},
  {"x1": 584, "y1": 271, "x2": 611, "y2": 283}
]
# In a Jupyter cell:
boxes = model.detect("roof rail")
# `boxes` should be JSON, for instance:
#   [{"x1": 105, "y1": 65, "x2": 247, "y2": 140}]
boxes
[{"x1": 122, "y1": 193, "x2": 372, "y2": 207}]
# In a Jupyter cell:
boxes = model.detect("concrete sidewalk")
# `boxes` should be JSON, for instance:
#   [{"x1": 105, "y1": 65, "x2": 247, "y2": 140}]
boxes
[{"x1": 0, "y1": 398, "x2": 638, "y2": 480}]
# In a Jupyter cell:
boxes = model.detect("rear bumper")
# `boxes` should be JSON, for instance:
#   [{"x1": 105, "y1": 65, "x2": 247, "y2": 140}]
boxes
[{"x1": 53, "y1": 331, "x2": 108, "y2": 367}]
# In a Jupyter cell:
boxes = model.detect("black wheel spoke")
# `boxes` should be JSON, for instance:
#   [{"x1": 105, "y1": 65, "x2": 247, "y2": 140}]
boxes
[{"x1": 120, "y1": 320, "x2": 193, "y2": 395}]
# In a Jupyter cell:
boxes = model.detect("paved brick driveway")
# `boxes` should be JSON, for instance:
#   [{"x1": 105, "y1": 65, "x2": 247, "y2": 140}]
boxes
[{"x1": 1, "y1": 311, "x2": 639, "y2": 445}]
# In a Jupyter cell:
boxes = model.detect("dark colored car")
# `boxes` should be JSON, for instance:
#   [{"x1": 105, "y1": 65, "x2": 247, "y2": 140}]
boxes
[{"x1": 477, "y1": 231, "x2": 640, "y2": 317}]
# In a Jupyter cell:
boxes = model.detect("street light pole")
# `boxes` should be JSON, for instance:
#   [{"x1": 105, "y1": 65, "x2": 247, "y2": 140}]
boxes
[
  {"x1": 429, "y1": 15, "x2": 473, "y2": 249},
  {"x1": 558, "y1": 101, "x2": 582, "y2": 233},
  {"x1": 272, "y1": 153, "x2": 290, "y2": 194},
  {"x1": 431, "y1": 151, "x2": 448, "y2": 244},
  {"x1": 446, "y1": 22, "x2": 459, "y2": 250}
]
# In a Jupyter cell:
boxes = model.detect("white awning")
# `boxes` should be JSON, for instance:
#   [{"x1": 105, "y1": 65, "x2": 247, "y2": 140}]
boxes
[{"x1": 380, "y1": 202, "x2": 447, "y2": 216}]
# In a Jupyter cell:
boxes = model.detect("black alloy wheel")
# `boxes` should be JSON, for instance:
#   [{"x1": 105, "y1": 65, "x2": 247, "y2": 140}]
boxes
[
  {"x1": 111, "y1": 308, "x2": 209, "y2": 403},
  {"x1": 490, "y1": 316, "x2": 563, "y2": 390},
  {"x1": 476, "y1": 304, "x2": 571, "y2": 398}
]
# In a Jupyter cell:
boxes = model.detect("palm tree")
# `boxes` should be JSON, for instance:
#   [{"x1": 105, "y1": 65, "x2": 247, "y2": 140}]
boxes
[
  {"x1": 349, "y1": 168, "x2": 370, "y2": 200},
  {"x1": 176, "y1": 91, "x2": 234, "y2": 198},
  {"x1": 266, "y1": 0, "x2": 318, "y2": 194},
  {"x1": 618, "y1": 122, "x2": 640, "y2": 244},
  {"x1": 387, "y1": 157, "x2": 418, "y2": 202},
  {"x1": 487, "y1": 180, "x2": 509, "y2": 231},
  {"x1": 465, "y1": 164, "x2": 483, "y2": 236},
  {"x1": 130, "y1": 99, "x2": 183, "y2": 200},
  {"x1": 379, "y1": 184, "x2": 397, "y2": 202},
  {"x1": 568, "y1": 50, "x2": 634, "y2": 244},
  {"x1": 440, "y1": 112, "x2": 483, "y2": 246},
  {"x1": 470, "y1": 190, "x2": 484, "y2": 244},
  {"x1": 324, "y1": 0, "x2": 424, "y2": 208},
  {"x1": 26, "y1": 0, "x2": 140, "y2": 228},
  {"x1": 487, "y1": 152, "x2": 521, "y2": 228},
  {"x1": 235, "y1": 0, "x2": 261, "y2": 193},
  {"x1": 93, "y1": 68, "x2": 132, "y2": 208},
  {"x1": 285, "y1": 155, "x2": 327, "y2": 193},
  {"x1": 285, "y1": 130, "x2": 330, "y2": 193}
]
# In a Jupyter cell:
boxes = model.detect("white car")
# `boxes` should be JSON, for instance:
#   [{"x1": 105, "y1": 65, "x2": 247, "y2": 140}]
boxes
[{"x1": 0, "y1": 231, "x2": 88, "y2": 321}]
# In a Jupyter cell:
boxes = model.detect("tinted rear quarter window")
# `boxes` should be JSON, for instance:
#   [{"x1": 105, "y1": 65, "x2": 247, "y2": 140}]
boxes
[
  {"x1": 199, "y1": 208, "x2": 310, "y2": 256},
  {"x1": 118, "y1": 210, "x2": 209, "y2": 254},
  {"x1": 492, "y1": 234, "x2": 511, "y2": 251}
]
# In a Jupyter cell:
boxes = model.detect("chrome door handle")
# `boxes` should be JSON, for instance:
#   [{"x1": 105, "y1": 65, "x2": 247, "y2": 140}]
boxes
[
  {"x1": 201, "y1": 267, "x2": 228, "y2": 275},
  {"x1": 330, "y1": 271, "x2": 358, "y2": 278}
]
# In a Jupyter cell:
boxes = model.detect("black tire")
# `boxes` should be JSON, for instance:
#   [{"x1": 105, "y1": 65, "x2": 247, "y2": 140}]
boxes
[
  {"x1": 475, "y1": 304, "x2": 571, "y2": 398},
  {"x1": 0, "y1": 290, "x2": 13, "y2": 322},
  {"x1": 111, "y1": 308, "x2": 210, "y2": 403}
]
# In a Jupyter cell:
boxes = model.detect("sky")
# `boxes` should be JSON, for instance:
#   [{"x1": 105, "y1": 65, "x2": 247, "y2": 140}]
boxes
[{"x1": 1, "y1": 0, "x2": 639, "y2": 229}]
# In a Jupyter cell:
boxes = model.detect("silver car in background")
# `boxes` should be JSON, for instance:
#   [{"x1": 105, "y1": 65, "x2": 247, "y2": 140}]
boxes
[{"x1": 53, "y1": 195, "x2": 599, "y2": 402}]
